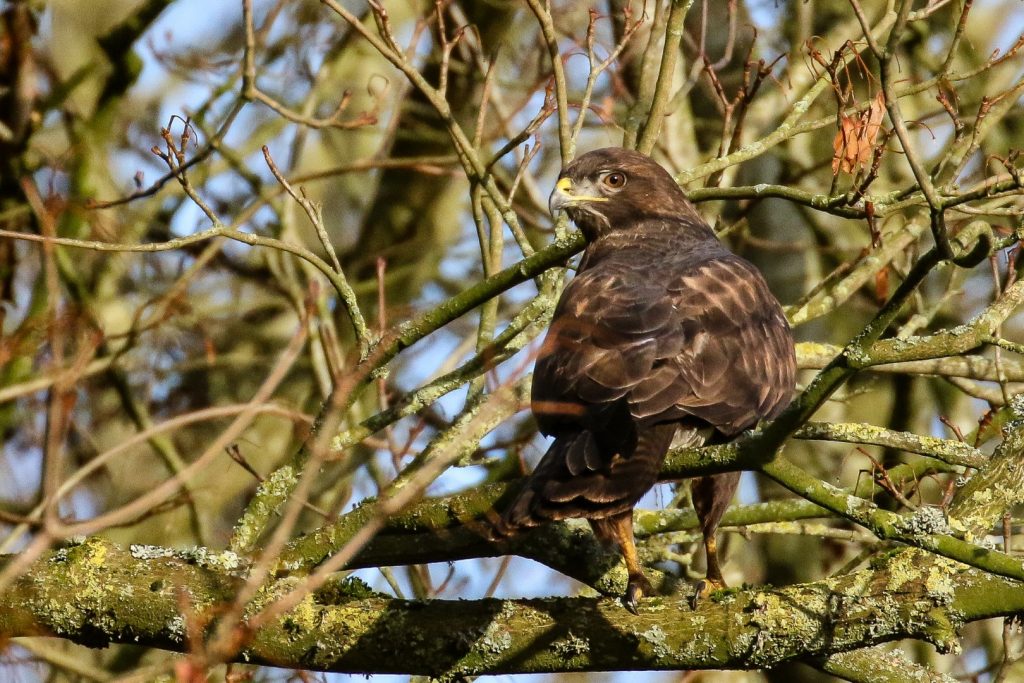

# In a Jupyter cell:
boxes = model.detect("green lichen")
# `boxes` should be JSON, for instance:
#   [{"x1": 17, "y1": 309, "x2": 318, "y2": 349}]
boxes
[
  {"x1": 230, "y1": 464, "x2": 300, "y2": 553},
  {"x1": 638, "y1": 625, "x2": 671, "y2": 659},
  {"x1": 924, "y1": 560, "x2": 958, "y2": 606},
  {"x1": 165, "y1": 615, "x2": 185, "y2": 642},
  {"x1": 476, "y1": 624, "x2": 513, "y2": 656},
  {"x1": 255, "y1": 586, "x2": 388, "y2": 670},
  {"x1": 552, "y1": 631, "x2": 589, "y2": 659},
  {"x1": 129, "y1": 544, "x2": 246, "y2": 574},
  {"x1": 33, "y1": 539, "x2": 128, "y2": 642},
  {"x1": 128, "y1": 544, "x2": 175, "y2": 561},
  {"x1": 893, "y1": 506, "x2": 951, "y2": 537},
  {"x1": 472, "y1": 601, "x2": 515, "y2": 657},
  {"x1": 178, "y1": 547, "x2": 245, "y2": 573},
  {"x1": 741, "y1": 589, "x2": 831, "y2": 667},
  {"x1": 312, "y1": 575, "x2": 378, "y2": 603}
]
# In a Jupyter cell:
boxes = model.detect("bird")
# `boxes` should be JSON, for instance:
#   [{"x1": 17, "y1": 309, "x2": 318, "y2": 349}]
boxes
[{"x1": 494, "y1": 147, "x2": 796, "y2": 612}]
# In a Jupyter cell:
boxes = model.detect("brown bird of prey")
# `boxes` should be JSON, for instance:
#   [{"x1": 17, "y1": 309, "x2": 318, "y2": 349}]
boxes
[{"x1": 496, "y1": 147, "x2": 796, "y2": 611}]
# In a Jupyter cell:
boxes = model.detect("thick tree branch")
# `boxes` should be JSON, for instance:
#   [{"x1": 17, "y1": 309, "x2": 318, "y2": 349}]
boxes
[{"x1": 2, "y1": 538, "x2": 1018, "y2": 676}]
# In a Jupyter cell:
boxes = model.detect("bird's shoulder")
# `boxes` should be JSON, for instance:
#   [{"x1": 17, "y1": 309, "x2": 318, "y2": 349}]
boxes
[{"x1": 560, "y1": 231, "x2": 770, "y2": 332}]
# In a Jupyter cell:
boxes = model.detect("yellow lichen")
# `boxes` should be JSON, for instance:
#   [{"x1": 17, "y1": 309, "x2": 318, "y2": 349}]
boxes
[
  {"x1": 885, "y1": 552, "x2": 919, "y2": 592},
  {"x1": 924, "y1": 561, "x2": 957, "y2": 605}
]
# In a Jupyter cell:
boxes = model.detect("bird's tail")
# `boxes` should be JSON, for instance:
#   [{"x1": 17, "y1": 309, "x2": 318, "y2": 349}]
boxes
[
  {"x1": 491, "y1": 430, "x2": 596, "y2": 539},
  {"x1": 493, "y1": 423, "x2": 681, "y2": 538}
]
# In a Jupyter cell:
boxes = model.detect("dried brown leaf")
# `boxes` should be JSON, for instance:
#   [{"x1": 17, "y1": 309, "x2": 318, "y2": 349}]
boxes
[
  {"x1": 874, "y1": 266, "x2": 889, "y2": 303},
  {"x1": 832, "y1": 91, "x2": 886, "y2": 174}
]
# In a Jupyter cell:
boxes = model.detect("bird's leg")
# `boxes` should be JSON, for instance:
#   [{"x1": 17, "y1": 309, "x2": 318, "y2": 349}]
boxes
[
  {"x1": 590, "y1": 511, "x2": 652, "y2": 614},
  {"x1": 693, "y1": 531, "x2": 727, "y2": 604},
  {"x1": 691, "y1": 472, "x2": 740, "y2": 606}
]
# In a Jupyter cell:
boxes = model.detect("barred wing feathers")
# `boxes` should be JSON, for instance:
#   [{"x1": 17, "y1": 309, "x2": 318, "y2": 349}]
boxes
[{"x1": 500, "y1": 250, "x2": 795, "y2": 531}]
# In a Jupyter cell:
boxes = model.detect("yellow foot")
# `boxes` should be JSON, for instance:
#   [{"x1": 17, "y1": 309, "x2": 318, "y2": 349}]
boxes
[
  {"x1": 690, "y1": 577, "x2": 727, "y2": 609},
  {"x1": 623, "y1": 574, "x2": 654, "y2": 614}
]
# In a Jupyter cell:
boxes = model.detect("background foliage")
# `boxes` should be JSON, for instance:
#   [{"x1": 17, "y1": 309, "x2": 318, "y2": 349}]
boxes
[{"x1": 4, "y1": 0, "x2": 1024, "y2": 680}]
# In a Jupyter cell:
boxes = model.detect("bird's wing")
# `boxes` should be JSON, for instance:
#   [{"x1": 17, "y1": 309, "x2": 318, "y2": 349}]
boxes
[
  {"x1": 533, "y1": 254, "x2": 795, "y2": 438},
  {"x1": 532, "y1": 265, "x2": 674, "y2": 433},
  {"x1": 521, "y1": 265, "x2": 683, "y2": 522},
  {"x1": 641, "y1": 255, "x2": 795, "y2": 434}
]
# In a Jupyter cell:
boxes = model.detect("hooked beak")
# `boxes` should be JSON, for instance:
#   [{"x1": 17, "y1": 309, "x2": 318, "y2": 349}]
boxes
[{"x1": 548, "y1": 177, "x2": 608, "y2": 215}]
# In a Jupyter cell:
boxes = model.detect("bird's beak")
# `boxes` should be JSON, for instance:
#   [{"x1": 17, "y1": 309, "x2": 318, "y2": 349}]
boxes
[{"x1": 548, "y1": 177, "x2": 607, "y2": 215}]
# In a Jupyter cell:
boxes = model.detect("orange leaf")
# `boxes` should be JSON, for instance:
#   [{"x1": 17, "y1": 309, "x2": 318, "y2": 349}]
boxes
[
  {"x1": 832, "y1": 92, "x2": 886, "y2": 175},
  {"x1": 874, "y1": 266, "x2": 889, "y2": 303}
]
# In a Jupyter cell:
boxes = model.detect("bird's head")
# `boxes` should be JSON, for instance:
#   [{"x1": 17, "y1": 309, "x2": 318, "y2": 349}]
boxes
[{"x1": 549, "y1": 147, "x2": 702, "y2": 239}]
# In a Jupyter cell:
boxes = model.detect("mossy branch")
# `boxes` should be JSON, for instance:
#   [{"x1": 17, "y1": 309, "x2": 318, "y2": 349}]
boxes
[
  {"x1": 273, "y1": 436, "x2": 952, "y2": 586},
  {"x1": 0, "y1": 537, "x2": 1012, "y2": 677}
]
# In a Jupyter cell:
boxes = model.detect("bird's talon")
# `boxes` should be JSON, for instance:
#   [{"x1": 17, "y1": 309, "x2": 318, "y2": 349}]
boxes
[
  {"x1": 623, "y1": 591, "x2": 640, "y2": 615},
  {"x1": 623, "y1": 580, "x2": 645, "y2": 614},
  {"x1": 622, "y1": 574, "x2": 652, "y2": 614},
  {"x1": 690, "y1": 577, "x2": 726, "y2": 609}
]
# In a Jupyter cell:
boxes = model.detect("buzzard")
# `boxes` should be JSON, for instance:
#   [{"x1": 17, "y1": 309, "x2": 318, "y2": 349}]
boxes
[{"x1": 496, "y1": 147, "x2": 796, "y2": 611}]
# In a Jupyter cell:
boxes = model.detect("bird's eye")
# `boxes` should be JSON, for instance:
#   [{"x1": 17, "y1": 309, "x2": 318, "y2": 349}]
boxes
[{"x1": 602, "y1": 172, "x2": 626, "y2": 189}]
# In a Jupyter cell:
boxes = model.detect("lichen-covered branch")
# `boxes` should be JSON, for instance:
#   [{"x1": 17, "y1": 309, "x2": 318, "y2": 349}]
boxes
[
  {"x1": 798, "y1": 342, "x2": 1024, "y2": 382},
  {"x1": 2, "y1": 537, "x2": 1019, "y2": 677},
  {"x1": 760, "y1": 414, "x2": 1024, "y2": 584},
  {"x1": 813, "y1": 646, "x2": 957, "y2": 683},
  {"x1": 794, "y1": 422, "x2": 985, "y2": 469},
  {"x1": 273, "y1": 443, "x2": 948, "y2": 593}
]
